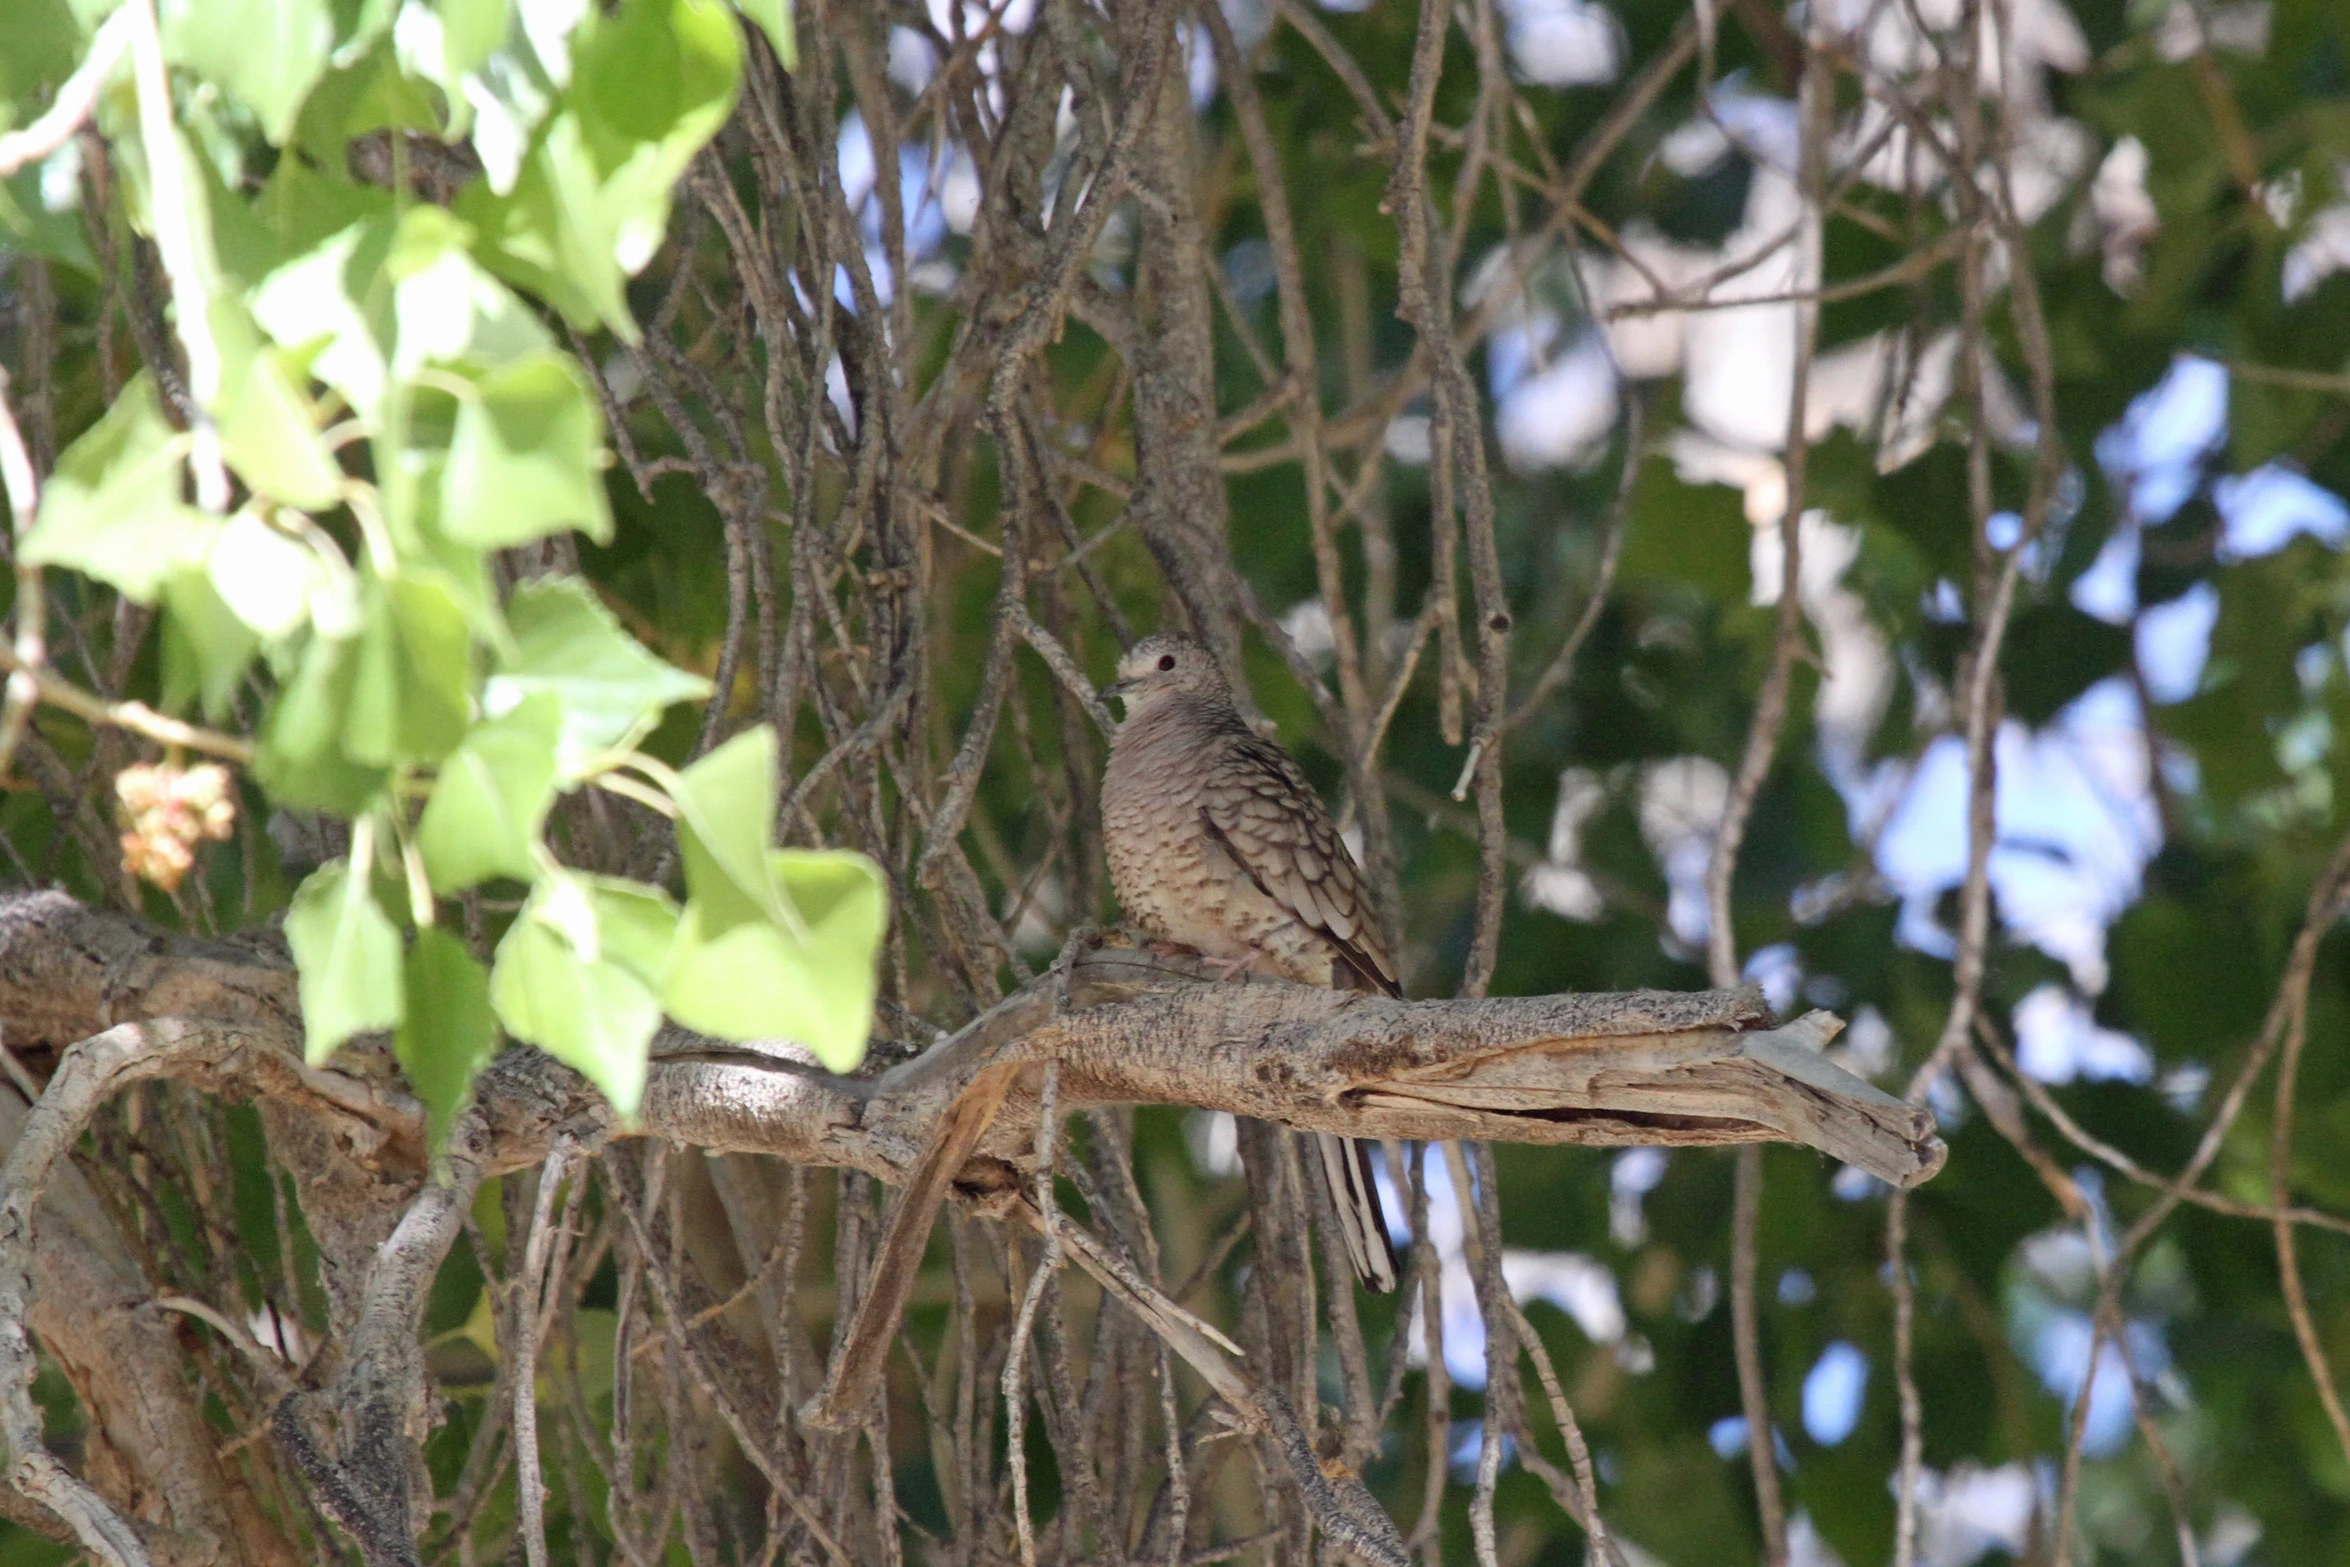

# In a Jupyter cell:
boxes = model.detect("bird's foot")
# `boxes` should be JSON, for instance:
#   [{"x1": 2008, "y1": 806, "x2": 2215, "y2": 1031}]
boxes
[
  {"x1": 1200, "y1": 945, "x2": 1273, "y2": 984},
  {"x1": 1138, "y1": 938, "x2": 1270, "y2": 983}
]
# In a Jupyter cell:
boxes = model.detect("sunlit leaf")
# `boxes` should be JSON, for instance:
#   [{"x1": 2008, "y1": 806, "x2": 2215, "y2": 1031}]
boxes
[
  {"x1": 332, "y1": 32, "x2": 446, "y2": 142},
  {"x1": 252, "y1": 216, "x2": 398, "y2": 419},
  {"x1": 663, "y1": 849, "x2": 884, "y2": 1069},
  {"x1": 438, "y1": 0, "x2": 513, "y2": 78},
  {"x1": 161, "y1": 0, "x2": 334, "y2": 145},
  {"x1": 388, "y1": 573, "x2": 476, "y2": 758},
  {"x1": 0, "y1": 0, "x2": 81, "y2": 106},
  {"x1": 387, "y1": 203, "x2": 556, "y2": 376},
  {"x1": 490, "y1": 874, "x2": 677, "y2": 1117},
  {"x1": 455, "y1": 0, "x2": 740, "y2": 338},
  {"x1": 455, "y1": 114, "x2": 628, "y2": 334},
  {"x1": 485, "y1": 578, "x2": 709, "y2": 768},
  {"x1": 286, "y1": 857, "x2": 405, "y2": 1062},
  {"x1": 19, "y1": 375, "x2": 215, "y2": 601},
  {"x1": 214, "y1": 304, "x2": 343, "y2": 510},
  {"x1": 217, "y1": 153, "x2": 390, "y2": 295},
  {"x1": 1, "y1": 164, "x2": 97, "y2": 274},
  {"x1": 254, "y1": 631, "x2": 391, "y2": 814},
  {"x1": 670, "y1": 726, "x2": 783, "y2": 926},
  {"x1": 658, "y1": 731, "x2": 883, "y2": 1066},
  {"x1": 159, "y1": 568, "x2": 262, "y2": 721},
  {"x1": 207, "y1": 510, "x2": 339, "y2": 642},
  {"x1": 397, "y1": 927, "x2": 499, "y2": 1156},
  {"x1": 440, "y1": 353, "x2": 612, "y2": 548},
  {"x1": 345, "y1": 573, "x2": 474, "y2": 765},
  {"x1": 418, "y1": 695, "x2": 562, "y2": 890},
  {"x1": 587, "y1": 876, "x2": 683, "y2": 986}
]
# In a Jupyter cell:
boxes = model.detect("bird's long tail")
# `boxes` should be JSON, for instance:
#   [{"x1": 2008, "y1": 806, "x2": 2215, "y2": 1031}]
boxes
[{"x1": 1317, "y1": 1132, "x2": 1401, "y2": 1294}]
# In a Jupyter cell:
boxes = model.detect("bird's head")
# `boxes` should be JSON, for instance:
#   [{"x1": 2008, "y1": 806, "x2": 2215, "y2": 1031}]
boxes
[{"x1": 1104, "y1": 633, "x2": 1228, "y2": 716}]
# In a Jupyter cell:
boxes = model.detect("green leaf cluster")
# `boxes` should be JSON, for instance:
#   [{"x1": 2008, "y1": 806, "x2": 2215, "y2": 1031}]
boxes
[{"x1": 3, "y1": 0, "x2": 865, "y2": 1154}]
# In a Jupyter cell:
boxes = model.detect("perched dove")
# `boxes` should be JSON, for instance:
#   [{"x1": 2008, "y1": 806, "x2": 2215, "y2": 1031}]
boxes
[{"x1": 1100, "y1": 632, "x2": 1403, "y2": 1293}]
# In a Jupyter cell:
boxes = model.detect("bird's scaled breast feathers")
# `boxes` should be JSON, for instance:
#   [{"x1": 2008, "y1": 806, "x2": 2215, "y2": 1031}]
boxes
[{"x1": 1102, "y1": 697, "x2": 1394, "y2": 991}]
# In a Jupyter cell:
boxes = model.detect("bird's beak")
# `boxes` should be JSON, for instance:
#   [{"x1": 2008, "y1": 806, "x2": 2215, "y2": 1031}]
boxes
[{"x1": 1101, "y1": 678, "x2": 1135, "y2": 701}]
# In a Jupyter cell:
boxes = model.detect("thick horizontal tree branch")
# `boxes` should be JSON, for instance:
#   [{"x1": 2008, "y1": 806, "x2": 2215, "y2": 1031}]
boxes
[{"x1": 0, "y1": 890, "x2": 1944, "y2": 1192}]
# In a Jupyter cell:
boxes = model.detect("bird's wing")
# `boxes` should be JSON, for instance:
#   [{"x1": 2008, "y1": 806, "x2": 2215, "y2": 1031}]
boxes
[{"x1": 1197, "y1": 732, "x2": 1401, "y2": 997}]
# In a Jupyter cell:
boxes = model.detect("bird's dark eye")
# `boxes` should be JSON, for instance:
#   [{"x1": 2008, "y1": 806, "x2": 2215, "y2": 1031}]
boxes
[{"x1": 1156, "y1": 653, "x2": 1176, "y2": 672}]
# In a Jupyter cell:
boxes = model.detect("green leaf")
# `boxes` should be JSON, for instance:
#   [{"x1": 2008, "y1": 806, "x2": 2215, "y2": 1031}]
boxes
[
  {"x1": 1, "y1": 165, "x2": 98, "y2": 274},
  {"x1": 490, "y1": 875, "x2": 677, "y2": 1117},
  {"x1": 456, "y1": 0, "x2": 741, "y2": 338},
  {"x1": 418, "y1": 695, "x2": 562, "y2": 890},
  {"x1": 438, "y1": 0, "x2": 513, "y2": 78},
  {"x1": 486, "y1": 578, "x2": 710, "y2": 768},
  {"x1": 1616, "y1": 451, "x2": 1748, "y2": 601},
  {"x1": 346, "y1": 572, "x2": 474, "y2": 765},
  {"x1": 19, "y1": 375, "x2": 217, "y2": 600},
  {"x1": 456, "y1": 115, "x2": 630, "y2": 334},
  {"x1": 441, "y1": 18, "x2": 561, "y2": 191},
  {"x1": 2227, "y1": 361, "x2": 2310, "y2": 467},
  {"x1": 286, "y1": 858, "x2": 405, "y2": 1063},
  {"x1": 387, "y1": 203, "x2": 555, "y2": 375},
  {"x1": 575, "y1": 0, "x2": 740, "y2": 168},
  {"x1": 215, "y1": 319, "x2": 343, "y2": 510},
  {"x1": 586, "y1": 876, "x2": 683, "y2": 986},
  {"x1": 161, "y1": 0, "x2": 334, "y2": 145},
  {"x1": 671, "y1": 726, "x2": 785, "y2": 926},
  {"x1": 385, "y1": 204, "x2": 481, "y2": 357},
  {"x1": 255, "y1": 632, "x2": 392, "y2": 813},
  {"x1": 664, "y1": 849, "x2": 884, "y2": 1069},
  {"x1": 207, "y1": 510, "x2": 343, "y2": 642},
  {"x1": 729, "y1": 0, "x2": 794, "y2": 69},
  {"x1": 396, "y1": 0, "x2": 519, "y2": 141},
  {"x1": 0, "y1": 0, "x2": 81, "y2": 106},
  {"x1": 440, "y1": 353, "x2": 612, "y2": 548},
  {"x1": 390, "y1": 573, "x2": 476, "y2": 758},
  {"x1": 217, "y1": 154, "x2": 391, "y2": 296},
  {"x1": 2001, "y1": 604, "x2": 2134, "y2": 727},
  {"x1": 574, "y1": 0, "x2": 741, "y2": 274},
  {"x1": 397, "y1": 927, "x2": 499, "y2": 1156},
  {"x1": 492, "y1": 918, "x2": 656, "y2": 1113},
  {"x1": 252, "y1": 215, "x2": 398, "y2": 419},
  {"x1": 159, "y1": 568, "x2": 262, "y2": 721},
  {"x1": 311, "y1": 30, "x2": 445, "y2": 146},
  {"x1": 408, "y1": 473, "x2": 506, "y2": 640},
  {"x1": 346, "y1": 599, "x2": 399, "y2": 766},
  {"x1": 664, "y1": 733, "x2": 884, "y2": 1068}
]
